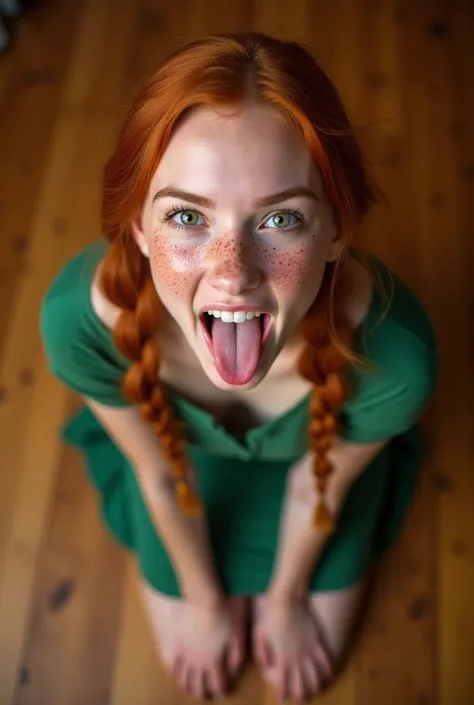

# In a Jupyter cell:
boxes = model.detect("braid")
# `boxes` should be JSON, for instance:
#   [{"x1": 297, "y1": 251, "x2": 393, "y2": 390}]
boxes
[
  {"x1": 96, "y1": 31, "x2": 387, "y2": 530},
  {"x1": 100, "y1": 239, "x2": 362, "y2": 532},
  {"x1": 297, "y1": 261, "x2": 354, "y2": 533},
  {"x1": 100, "y1": 235, "x2": 203, "y2": 517}
]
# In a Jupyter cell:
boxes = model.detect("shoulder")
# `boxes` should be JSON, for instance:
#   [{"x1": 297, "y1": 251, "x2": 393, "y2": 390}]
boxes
[
  {"x1": 41, "y1": 240, "x2": 108, "y2": 351},
  {"x1": 90, "y1": 257, "x2": 122, "y2": 330},
  {"x1": 40, "y1": 240, "x2": 130, "y2": 406},
  {"x1": 360, "y1": 257, "x2": 437, "y2": 370},
  {"x1": 340, "y1": 257, "x2": 438, "y2": 442},
  {"x1": 41, "y1": 240, "x2": 108, "y2": 327},
  {"x1": 344, "y1": 256, "x2": 374, "y2": 330}
]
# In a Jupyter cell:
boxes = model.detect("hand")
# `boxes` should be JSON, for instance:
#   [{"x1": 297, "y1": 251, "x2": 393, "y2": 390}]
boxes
[
  {"x1": 252, "y1": 594, "x2": 333, "y2": 703},
  {"x1": 172, "y1": 597, "x2": 245, "y2": 701}
]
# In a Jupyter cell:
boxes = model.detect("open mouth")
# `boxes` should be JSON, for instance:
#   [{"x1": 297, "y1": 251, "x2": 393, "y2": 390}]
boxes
[
  {"x1": 198, "y1": 311, "x2": 274, "y2": 386},
  {"x1": 199, "y1": 312, "x2": 273, "y2": 351}
]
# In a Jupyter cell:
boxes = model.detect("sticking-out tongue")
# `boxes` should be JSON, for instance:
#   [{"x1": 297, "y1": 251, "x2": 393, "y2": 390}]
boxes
[{"x1": 211, "y1": 317, "x2": 263, "y2": 385}]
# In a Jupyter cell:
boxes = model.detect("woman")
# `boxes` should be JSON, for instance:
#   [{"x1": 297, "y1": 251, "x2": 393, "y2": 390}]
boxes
[{"x1": 40, "y1": 33, "x2": 437, "y2": 703}]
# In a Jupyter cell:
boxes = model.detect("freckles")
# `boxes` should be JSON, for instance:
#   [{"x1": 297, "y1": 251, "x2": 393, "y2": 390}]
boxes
[
  {"x1": 259, "y1": 242, "x2": 314, "y2": 298},
  {"x1": 211, "y1": 239, "x2": 253, "y2": 278},
  {"x1": 150, "y1": 230, "x2": 203, "y2": 296}
]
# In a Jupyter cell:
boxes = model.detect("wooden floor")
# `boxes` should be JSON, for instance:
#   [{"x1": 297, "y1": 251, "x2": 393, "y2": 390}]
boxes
[{"x1": 0, "y1": 0, "x2": 472, "y2": 703}]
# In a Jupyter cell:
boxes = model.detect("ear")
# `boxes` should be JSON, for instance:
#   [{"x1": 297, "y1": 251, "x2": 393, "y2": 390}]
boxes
[
  {"x1": 328, "y1": 230, "x2": 344, "y2": 262},
  {"x1": 130, "y1": 212, "x2": 149, "y2": 258},
  {"x1": 330, "y1": 241, "x2": 344, "y2": 261}
]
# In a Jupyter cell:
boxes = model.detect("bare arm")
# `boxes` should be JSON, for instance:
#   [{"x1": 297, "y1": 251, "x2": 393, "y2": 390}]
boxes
[
  {"x1": 85, "y1": 398, "x2": 223, "y2": 607},
  {"x1": 267, "y1": 437, "x2": 390, "y2": 601}
]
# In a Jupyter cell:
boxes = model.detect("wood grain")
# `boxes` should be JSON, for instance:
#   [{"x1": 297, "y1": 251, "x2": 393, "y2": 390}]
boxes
[{"x1": 0, "y1": 0, "x2": 472, "y2": 703}]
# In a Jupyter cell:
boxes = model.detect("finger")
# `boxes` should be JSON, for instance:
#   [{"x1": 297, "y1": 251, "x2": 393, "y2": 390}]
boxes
[
  {"x1": 207, "y1": 662, "x2": 226, "y2": 699},
  {"x1": 301, "y1": 655, "x2": 320, "y2": 698},
  {"x1": 288, "y1": 660, "x2": 305, "y2": 703}
]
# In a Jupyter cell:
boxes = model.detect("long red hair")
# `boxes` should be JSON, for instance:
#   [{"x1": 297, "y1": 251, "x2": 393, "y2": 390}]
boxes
[{"x1": 99, "y1": 33, "x2": 388, "y2": 532}]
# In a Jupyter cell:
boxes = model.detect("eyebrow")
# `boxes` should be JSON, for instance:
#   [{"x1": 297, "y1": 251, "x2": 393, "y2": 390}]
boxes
[{"x1": 152, "y1": 186, "x2": 320, "y2": 208}]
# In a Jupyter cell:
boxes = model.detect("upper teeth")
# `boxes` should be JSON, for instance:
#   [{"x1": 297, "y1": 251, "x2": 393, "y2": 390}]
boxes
[{"x1": 206, "y1": 310, "x2": 263, "y2": 323}]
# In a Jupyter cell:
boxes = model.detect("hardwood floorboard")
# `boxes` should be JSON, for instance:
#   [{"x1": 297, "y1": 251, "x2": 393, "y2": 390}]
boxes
[{"x1": 0, "y1": 1, "x2": 472, "y2": 703}]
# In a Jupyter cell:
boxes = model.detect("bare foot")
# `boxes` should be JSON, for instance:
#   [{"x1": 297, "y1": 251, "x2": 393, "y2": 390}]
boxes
[
  {"x1": 140, "y1": 580, "x2": 249, "y2": 700},
  {"x1": 251, "y1": 594, "x2": 332, "y2": 703},
  {"x1": 251, "y1": 581, "x2": 368, "y2": 702}
]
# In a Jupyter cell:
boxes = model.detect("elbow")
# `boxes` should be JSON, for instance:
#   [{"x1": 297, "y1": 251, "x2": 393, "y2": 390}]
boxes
[
  {"x1": 133, "y1": 462, "x2": 176, "y2": 498},
  {"x1": 288, "y1": 437, "x2": 390, "y2": 506}
]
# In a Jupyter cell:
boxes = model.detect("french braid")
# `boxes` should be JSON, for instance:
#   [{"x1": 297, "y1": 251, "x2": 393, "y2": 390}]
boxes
[
  {"x1": 98, "y1": 34, "x2": 386, "y2": 531},
  {"x1": 100, "y1": 234, "x2": 203, "y2": 516},
  {"x1": 297, "y1": 260, "x2": 353, "y2": 531},
  {"x1": 102, "y1": 236, "x2": 355, "y2": 532}
]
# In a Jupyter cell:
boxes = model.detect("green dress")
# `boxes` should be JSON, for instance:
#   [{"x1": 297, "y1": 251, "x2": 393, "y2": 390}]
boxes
[{"x1": 40, "y1": 240, "x2": 438, "y2": 596}]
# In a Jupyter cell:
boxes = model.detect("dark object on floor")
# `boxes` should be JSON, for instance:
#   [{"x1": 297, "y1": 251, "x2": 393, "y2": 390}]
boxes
[{"x1": 0, "y1": 0, "x2": 22, "y2": 53}]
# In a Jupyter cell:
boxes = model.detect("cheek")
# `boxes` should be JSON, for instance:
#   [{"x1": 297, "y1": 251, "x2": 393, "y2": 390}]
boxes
[
  {"x1": 149, "y1": 231, "x2": 205, "y2": 297},
  {"x1": 260, "y1": 242, "x2": 319, "y2": 299}
]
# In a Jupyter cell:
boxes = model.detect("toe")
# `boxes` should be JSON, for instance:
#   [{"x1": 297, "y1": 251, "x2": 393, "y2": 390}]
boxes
[
  {"x1": 288, "y1": 661, "x2": 305, "y2": 703},
  {"x1": 226, "y1": 639, "x2": 243, "y2": 676},
  {"x1": 193, "y1": 668, "x2": 206, "y2": 701},
  {"x1": 253, "y1": 632, "x2": 273, "y2": 669},
  {"x1": 180, "y1": 662, "x2": 192, "y2": 695},
  {"x1": 207, "y1": 661, "x2": 227, "y2": 699},
  {"x1": 172, "y1": 652, "x2": 184, "y2": 682},
  {"x1": 313, "y1": 644, "x2": 333, "y2": 684},
  {"x1": 276, "y1": 661, "x2": 289, "y2": 702},
  {"x1": 159, "y1": 640, "x2": 175, "y2": 673},
  {"x1": 301, "y1": 655, "x2": 320, "y2": 699}
]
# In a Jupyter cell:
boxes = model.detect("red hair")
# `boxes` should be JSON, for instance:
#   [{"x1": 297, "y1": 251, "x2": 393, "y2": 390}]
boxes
[{"x1": 99, "y1": 33, "x2": 388, "y2": 532}]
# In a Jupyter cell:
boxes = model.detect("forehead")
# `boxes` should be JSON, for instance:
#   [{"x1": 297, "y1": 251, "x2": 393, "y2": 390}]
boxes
[{"x1": 148, "y1": 105, "x2": 323, "y2": 201}]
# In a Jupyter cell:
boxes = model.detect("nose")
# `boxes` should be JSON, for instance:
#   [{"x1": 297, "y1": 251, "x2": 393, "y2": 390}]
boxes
[{"x1": 205, "y1": 235, "x2": 264, "y2": 297}]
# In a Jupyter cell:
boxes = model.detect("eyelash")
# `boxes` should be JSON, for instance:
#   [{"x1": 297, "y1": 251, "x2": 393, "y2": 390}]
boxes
[{"x1": 162, "y1": 204, "x2": 306, "y2": 232}]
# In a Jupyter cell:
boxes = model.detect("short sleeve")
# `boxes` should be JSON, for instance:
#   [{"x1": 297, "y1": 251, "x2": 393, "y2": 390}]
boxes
[
  {"x1": 40, "y1": 258, "x2": 131, "y2": 408},
  {"x1": 340, "y1": 319, "x2": 438, "y2": 444}
]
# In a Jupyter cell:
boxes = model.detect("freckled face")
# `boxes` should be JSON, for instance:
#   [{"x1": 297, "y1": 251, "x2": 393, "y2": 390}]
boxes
[{"x1": 133, "y1": 104, "x2": 339, "y2": 389}]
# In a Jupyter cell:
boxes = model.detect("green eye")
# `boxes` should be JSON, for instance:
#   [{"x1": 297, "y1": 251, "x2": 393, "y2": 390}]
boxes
[
  {"x1": 264, "y1": 211, "x2": 300, "y2": 229},
  {"x1": 164, "y1": 206, "x2": 206, "y2": 231},
  {"x1": 178, "y1": 210, "x2": 199, "y2": 225}
]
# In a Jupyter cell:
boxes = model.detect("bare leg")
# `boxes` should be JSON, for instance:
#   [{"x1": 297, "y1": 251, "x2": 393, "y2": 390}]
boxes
[
  {"x1": 252, "y1": 575, "x2": 370, "y2": 701},
  {"x1": 308, "y1": 575, "x2": 370, "y2": 671},
  {"x1": 139, "y1": 578, "x2": 250, "y2": 701}
]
